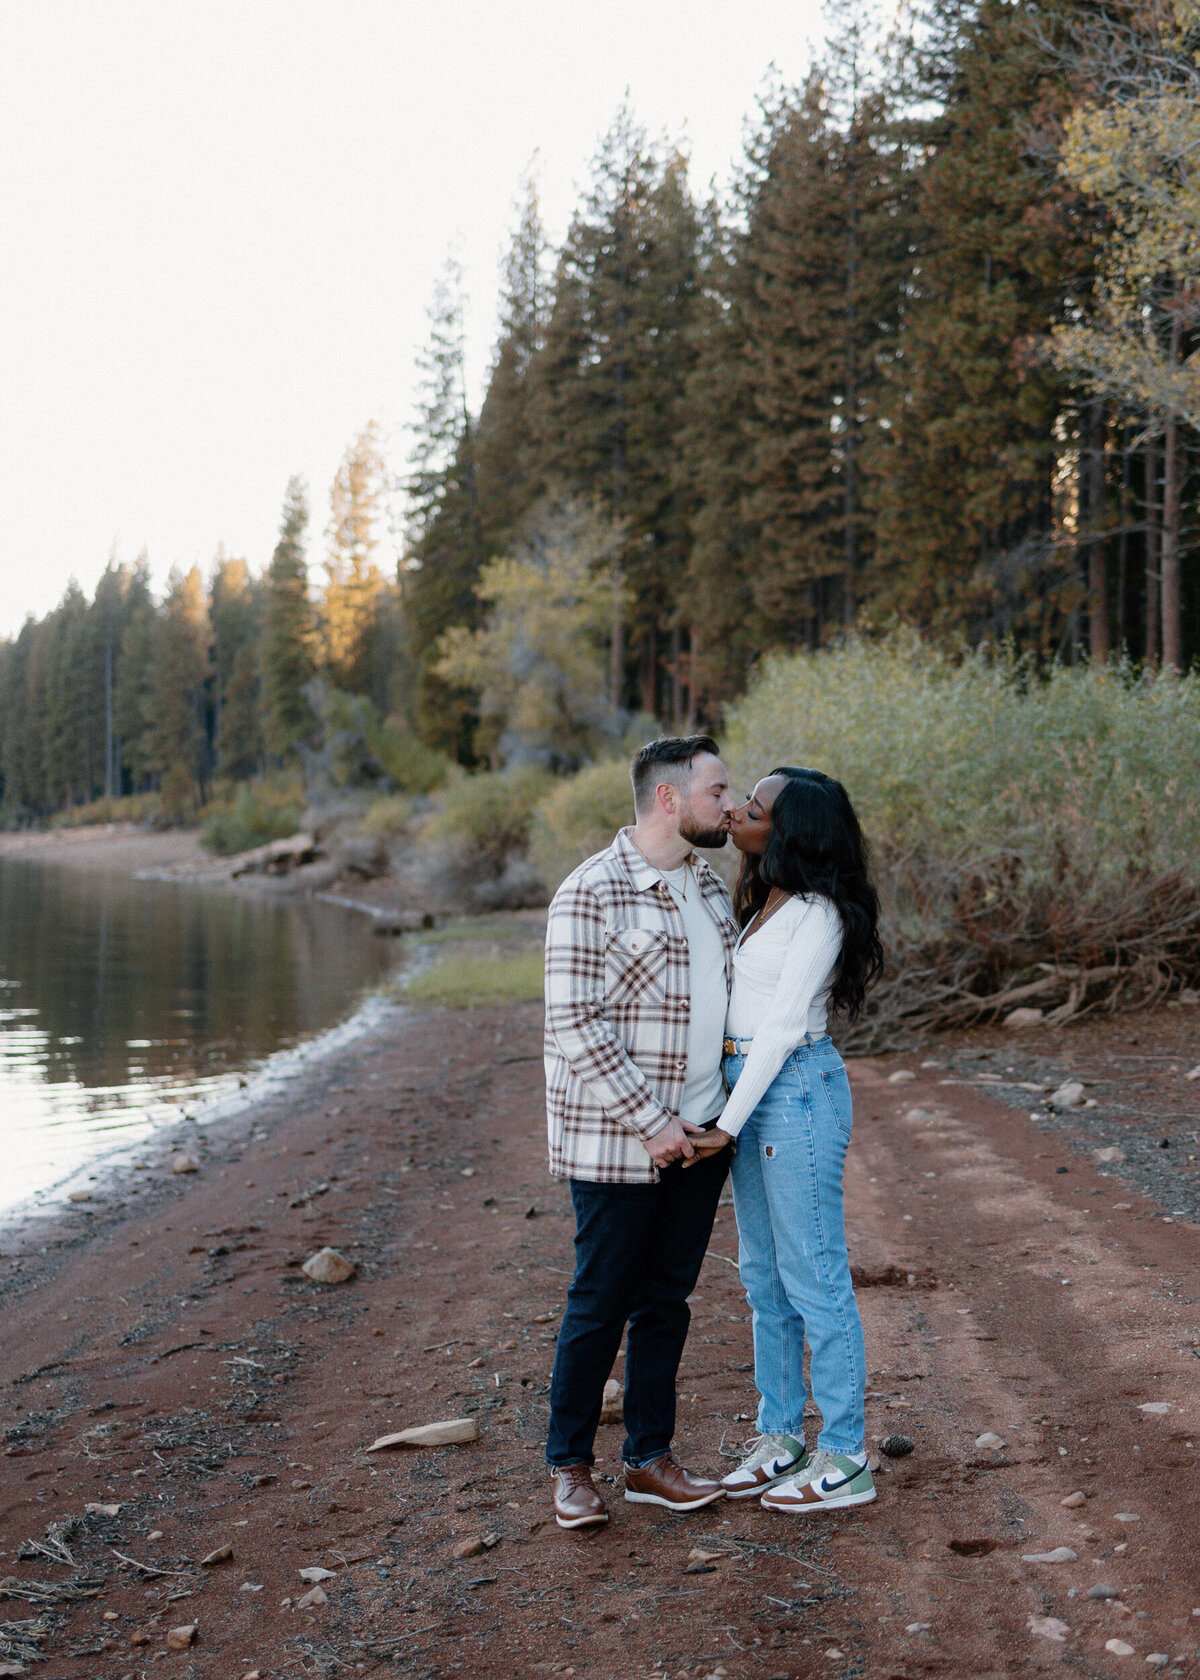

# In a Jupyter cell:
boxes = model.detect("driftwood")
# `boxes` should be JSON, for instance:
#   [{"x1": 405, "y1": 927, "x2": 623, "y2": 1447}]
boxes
[
  {"x1": 230, "y1": 833, "x2": 319, "y2": 878},
  {"x1": 844, "y1": 859, "x2": 1200, "y2": 1052}
]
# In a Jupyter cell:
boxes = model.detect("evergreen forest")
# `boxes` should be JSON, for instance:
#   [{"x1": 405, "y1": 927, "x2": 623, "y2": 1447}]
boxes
[{"x1": 2, "y1": 0, "x2": 1198, "y2": 825}]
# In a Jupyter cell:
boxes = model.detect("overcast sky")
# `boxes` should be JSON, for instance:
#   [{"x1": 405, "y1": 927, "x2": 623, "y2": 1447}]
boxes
[{"x1": 0, "y1": 0, "x2": 830, "y2": 636}]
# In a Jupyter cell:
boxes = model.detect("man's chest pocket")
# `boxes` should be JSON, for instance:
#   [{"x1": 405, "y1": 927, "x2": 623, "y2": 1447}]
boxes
[{"x1": 605, "y1": 927, "x2": 672, "y2": 1006}]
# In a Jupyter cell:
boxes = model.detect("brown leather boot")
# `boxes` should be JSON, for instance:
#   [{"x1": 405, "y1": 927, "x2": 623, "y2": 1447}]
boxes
[
  {"x1": 623, "y1": 1452, "x2": 725, "y2": 1511},
  {"x1": 551, "y1": 1463, "x2": 609, "y2": 1529}
]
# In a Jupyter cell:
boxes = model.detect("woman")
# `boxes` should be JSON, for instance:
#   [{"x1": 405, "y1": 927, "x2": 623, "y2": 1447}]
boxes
[{"x1": 689, "y1": 766, "x2": 883, "y2": 1512}]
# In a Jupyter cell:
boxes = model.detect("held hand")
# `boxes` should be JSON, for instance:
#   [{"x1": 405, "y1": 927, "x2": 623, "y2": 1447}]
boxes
[
  {"x1": 682, "y1": 1127, "x2": 732, "y2": 1168},
  {"x1": 646, "y1": 1117, "x2": 699, "y2": 1168}
]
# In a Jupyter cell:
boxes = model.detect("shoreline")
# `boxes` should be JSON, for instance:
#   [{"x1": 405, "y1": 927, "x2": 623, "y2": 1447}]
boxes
[
  {"x1": 0, "y1": 825, "x2": 416, "y2": 1237},
  {"x1": 0, "y1": 990, "x2": 412, "y2": 1246}
]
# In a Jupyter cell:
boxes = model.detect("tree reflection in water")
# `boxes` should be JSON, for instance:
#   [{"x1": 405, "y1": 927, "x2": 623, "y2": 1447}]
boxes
[{"x1": 0, "y1": 859, "x2": 393, "y2": 1210}]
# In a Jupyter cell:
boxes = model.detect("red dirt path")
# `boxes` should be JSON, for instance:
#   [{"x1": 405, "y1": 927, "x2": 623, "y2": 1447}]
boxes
[{"x1": 1, "y1": 1000, "x2": 1198, "y2": 1680}]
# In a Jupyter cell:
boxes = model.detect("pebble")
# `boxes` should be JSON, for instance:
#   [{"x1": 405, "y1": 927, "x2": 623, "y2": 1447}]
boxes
[
  {"x1": 1105, "y1": 1640, "x2": 1136, "y2": 1657},
  {"x1": 68, "y1": 1190, "x2": 93, "y2": 1202},
  {"x1": 1028, "y1": 1615, "x2": 1070, "y2": 1642},
  {"x1": 1048, "y1": 1081, "x2": 1086, "y2": 1110},
  {"x1": 1137, "y1": 1402, "x2": 1171, "y2": 1414},
  {"x1": 165, "y1": 1625, "x2": 197, "y2": 1650},
  {"x1": 1093, "y1": 1147, "x2": 1126, "y2": 1164},
  {"x1": 888, "y1": 1070, "x2": 917, "y2": 1084},
  {"x1": 295, "y1": 1586, "x2": 327, "y2": 1609},
  {"x1": 599, "y1": 1376, "x2": 623, "y2": 1424},
  {"x1": 298, "y1": 1567, "x2": 337, "y2": 1583},
  {"x1": 170, "y1": 1153, "x2": 199, "y2": 1175},
  {"x1": 975, "y1": 1432, "x2": 1006, "y2": 1449},
  {"x1": 301, "y1": 1247, "x2": 355, "y2": 1284},
  {"x1": 453, "y1": 1537, "x2": 486, "y2": 1559},
  {"x1": 200, "y1": 1544, "x2": 233, "y2": 1566},
  {"x1": 905, "y1": 1622, "x2": 932, "y2": 1633},
  {"x1": 1088, "y1": 1584, "x2": 1121, "y2": 1601},
  {"x1": 1060, "y1": 1491, "x2": 1087, "y2": 1508},
  {"x1": 1004, "y1": 1007, "x2": 1044, "y2": 1028},
  {"x1": 880, "y1": 1434, "x2": 914, "y2": 1458},
  {"x1": 1186, "y1": 1066, "x2": 1200, "y2": 1081},
  {"x1": 1021, "y1": 1547, "x2": 1078, "y2": 1564},
  {"x1": 1114, "y1": 1512, "x2": 1141, "y2": 1523},
  {"x1": 1145, "y1": 1657, "x2": 1170, "y2": 1669}
]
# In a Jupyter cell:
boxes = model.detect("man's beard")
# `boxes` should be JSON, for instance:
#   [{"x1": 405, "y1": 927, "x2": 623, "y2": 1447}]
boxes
[{"x1": 679, "y1": 811, "x2": 729, "y2": 850}]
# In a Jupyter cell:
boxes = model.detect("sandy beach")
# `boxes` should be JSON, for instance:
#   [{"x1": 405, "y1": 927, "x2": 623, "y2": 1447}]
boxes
[{"x1": 1, "y1": 920, "x2": 1199, "y2": 1678}]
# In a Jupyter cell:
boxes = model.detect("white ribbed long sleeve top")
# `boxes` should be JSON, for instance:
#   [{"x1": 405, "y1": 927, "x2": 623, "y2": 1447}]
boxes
[{"x1": 716, "y1": 893, "x2": 842, "y2": 1140}]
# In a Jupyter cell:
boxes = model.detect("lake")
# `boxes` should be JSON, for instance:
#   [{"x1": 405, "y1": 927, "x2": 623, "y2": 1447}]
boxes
[{"x1": 0, "y1": 857, "x2": 395, "y2": 1217}]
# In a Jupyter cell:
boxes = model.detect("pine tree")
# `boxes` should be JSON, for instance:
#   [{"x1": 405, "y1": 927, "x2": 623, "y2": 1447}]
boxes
[
  {"x1": 261, "y1": 477, "x2": 317, "y2": 761},
  {"x1": 475, "y1": 165, "x2": 551, "y2": 548},
  {"x1": 112, "y1": 558, "x2": 157, "y2": 792},
  {"x1": 524, "y1": 105, "x2": 700, "y2": 713},
  {"x1": 322, "y1": 421, "x2": 392, "y2": 704},
  {"x1": 404, "y1": 255, "x2": 485, "y2": 756},
  {"x1": 144, "y1": 566, "x2": 212, "y2": 811},
  {"x1": 43, "y1": 584, "x2": 92, "y2": 807},
  {"x1": 209, "y1": 550, "x2": 262, "y2": 778},
  {"x1": 865, "y1": 0, "x2": 1098, "y2": 651}
]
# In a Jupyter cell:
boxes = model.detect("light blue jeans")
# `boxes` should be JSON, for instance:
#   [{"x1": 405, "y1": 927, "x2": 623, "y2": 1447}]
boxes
[{"x1": 725, "y1": 1036, "x2": 866, "y2": 1455}]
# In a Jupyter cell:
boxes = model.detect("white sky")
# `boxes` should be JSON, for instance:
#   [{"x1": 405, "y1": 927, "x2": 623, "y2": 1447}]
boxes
[{"x1": 0, "y1": 0, "x2": 829, "y2": 636}]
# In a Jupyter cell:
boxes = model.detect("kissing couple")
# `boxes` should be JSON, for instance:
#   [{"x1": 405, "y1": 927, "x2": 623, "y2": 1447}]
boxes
[{"x1": 542, "y1": 734, "x2": 884, "y2": 1529}]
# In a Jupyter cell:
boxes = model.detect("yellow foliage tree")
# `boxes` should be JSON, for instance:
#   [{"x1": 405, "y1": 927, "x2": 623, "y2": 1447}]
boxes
[
  {"x1": 1052, "y1": 0, "x2": 1200, "y2": 667},
  {"x1": 322, "y1": 421, "x2": 391, "y2": 698},
  {"x1": 434, "y1": 497, "x2": 625, "y2": 769}
]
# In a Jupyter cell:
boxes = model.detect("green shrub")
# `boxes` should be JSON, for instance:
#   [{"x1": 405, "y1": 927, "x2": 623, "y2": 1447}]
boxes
[
  {"x1": 200, "y1": 776, "x2": 305, "y2": 857},
  {"x1": 49, "y1": 792, "x2": 160, "y2": 829},
  {"x1": 722, "y1": 634, "x2": 1200, "y2": 1042},
  {"x1": 529, "y1": 757, "x2": 634, "y2": 886},
  {"x1": 360, "y1": 794, "x2": 417, "y2": 839},
  {"x1": 423, "y1": 766, "x2": 554, "y2": 875}
]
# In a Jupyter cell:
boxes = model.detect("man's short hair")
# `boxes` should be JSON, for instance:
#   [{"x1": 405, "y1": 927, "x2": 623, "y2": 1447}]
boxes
[{"x1": 630, "y1": 735, "x2": 721, "y2": 817}]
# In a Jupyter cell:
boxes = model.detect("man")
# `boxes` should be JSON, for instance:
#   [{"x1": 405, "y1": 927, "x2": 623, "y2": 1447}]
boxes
[{"x1": 543, "y1": 735, "x2": 739, "y2": 1529}]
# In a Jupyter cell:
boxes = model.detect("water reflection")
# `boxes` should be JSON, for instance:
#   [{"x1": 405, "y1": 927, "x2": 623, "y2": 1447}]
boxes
[{"x1": 0, "y1": 859, "x2": 393, "y2": 1212}]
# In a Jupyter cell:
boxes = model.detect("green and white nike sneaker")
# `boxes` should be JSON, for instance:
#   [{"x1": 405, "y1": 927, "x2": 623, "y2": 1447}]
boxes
[
  {"x1": 721, "y1": 1433, "x2": 809, "y2": 1499},
  {"x1": 760, "y1": 1448, "x2": 876, "y2": 1513}
]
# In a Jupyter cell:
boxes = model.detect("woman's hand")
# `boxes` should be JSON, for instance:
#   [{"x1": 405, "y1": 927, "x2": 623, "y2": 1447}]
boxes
[{"x1": 682, "y1": 1126, "x2": 732, "y2": 1166}]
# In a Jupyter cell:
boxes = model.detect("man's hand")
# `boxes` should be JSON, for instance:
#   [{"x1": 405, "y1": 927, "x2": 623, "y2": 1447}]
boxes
[
  {"x1": 645, "y1": 1117, "x2": 707, "y2": 1168},
  {"x1": 682, "y1": 1126, "x2": 732, "y2": 1167}
]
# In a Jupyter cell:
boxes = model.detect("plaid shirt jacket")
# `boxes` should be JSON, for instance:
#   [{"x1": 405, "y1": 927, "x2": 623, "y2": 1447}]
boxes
[{"x1": 544, "y1": 827, "x2": 739, "y2": 1184}]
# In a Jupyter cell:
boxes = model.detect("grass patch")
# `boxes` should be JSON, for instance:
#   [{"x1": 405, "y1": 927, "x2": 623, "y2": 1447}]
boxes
[{"x1": 401, "y1": 944, "x2": 544, "y2": 1008}]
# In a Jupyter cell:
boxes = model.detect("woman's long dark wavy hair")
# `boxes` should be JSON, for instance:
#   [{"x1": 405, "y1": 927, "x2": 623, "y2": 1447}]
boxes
[{"x1": 733, "y1": 766, "x2": 884, "y2": 1021}]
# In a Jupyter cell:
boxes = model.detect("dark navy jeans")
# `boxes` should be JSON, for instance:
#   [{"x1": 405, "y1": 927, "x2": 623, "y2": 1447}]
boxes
[{"x1": 545, "y1": 1148, "x2": 730, "y2": 1469}]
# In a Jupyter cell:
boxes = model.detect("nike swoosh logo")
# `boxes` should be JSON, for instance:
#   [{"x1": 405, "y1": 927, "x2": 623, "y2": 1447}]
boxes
[{"x1": 818, "y1": 1471, "x2": 860, "y2": 1494}]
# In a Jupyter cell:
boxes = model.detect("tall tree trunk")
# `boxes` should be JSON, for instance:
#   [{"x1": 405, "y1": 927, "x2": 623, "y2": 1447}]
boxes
[
  {"x1": 104, "y1": 639, "x2": 115, "y2": 799},
  {"x1": 843, "y1": 117, "x2": 860, "y2": 628},
  {"x1": 685, "y1": 626, "x2": 699, "y2": 731},
  {"x1": 609, "y1": 567, "x2": 625, "y2": 711},
  {"x1": 639, "y1": 626, "x2": 658, "y2": 719},
  {"x1": 1145, "y1": 435, "x2": 1161, "y2": 665},
  {"x1": 1116, "y1": 426, "x2": 1130, "y2": 655},
  {"x1": 669, "y1": 624, "x2": 682, "y2": 727},
  {"x1": 1084, "y1": 401, "x2": 1110, "y2": 663},
  {"x1": 1161, "y1": 316, "x2": 1183, "y2": 670}
]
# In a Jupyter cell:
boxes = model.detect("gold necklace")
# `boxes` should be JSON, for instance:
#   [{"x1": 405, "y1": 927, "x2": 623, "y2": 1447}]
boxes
[{"x1": 746, "y1": 887, "x2": 788, "y2": 937}]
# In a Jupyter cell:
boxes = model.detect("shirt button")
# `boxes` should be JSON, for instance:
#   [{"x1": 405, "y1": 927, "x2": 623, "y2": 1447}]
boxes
[{"x1": 676, "y1": 1059, "x2": 687, "y2": 1069}]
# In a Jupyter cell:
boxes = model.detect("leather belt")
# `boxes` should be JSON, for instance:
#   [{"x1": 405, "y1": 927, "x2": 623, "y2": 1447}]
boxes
[{"x1": 722, "y1": 1036, "x2": 754, "y2": 1056}]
